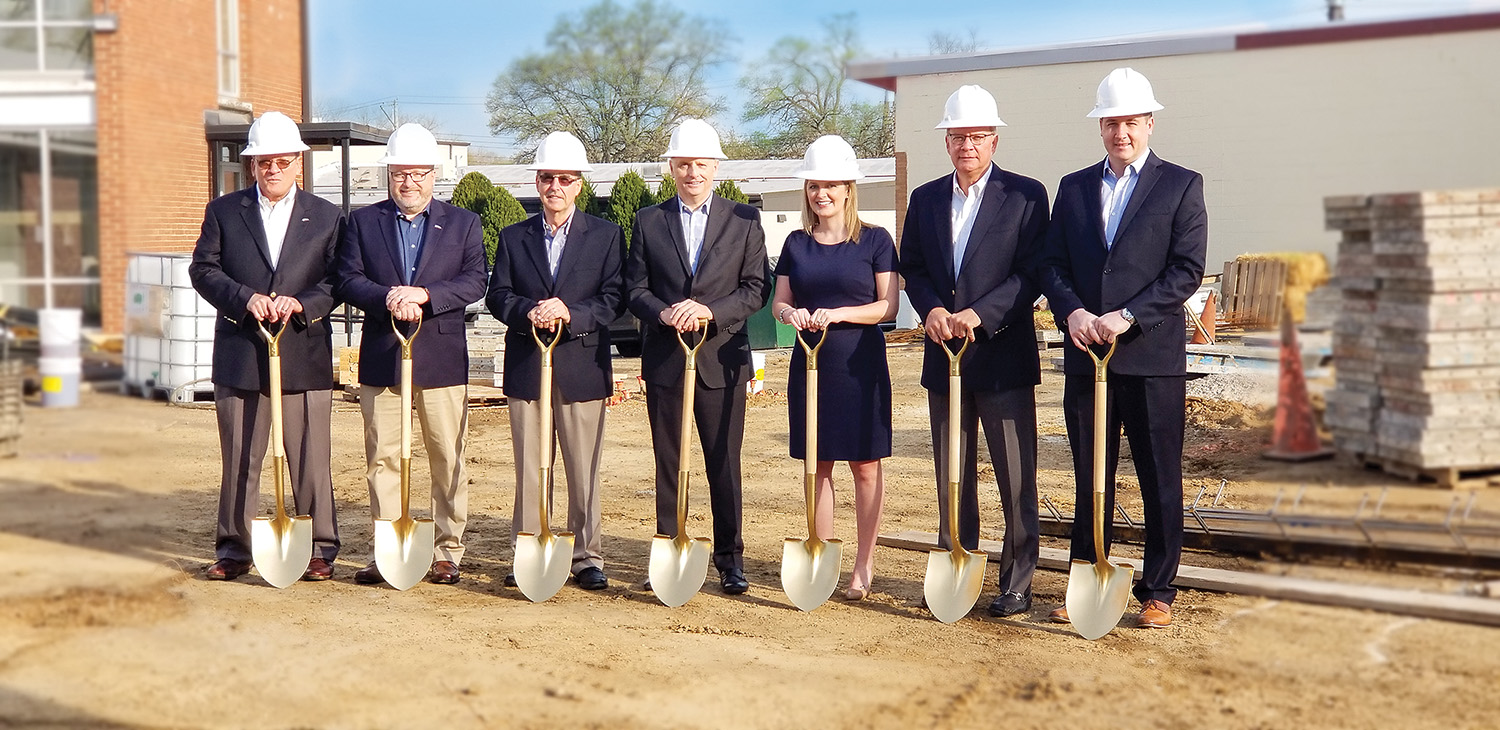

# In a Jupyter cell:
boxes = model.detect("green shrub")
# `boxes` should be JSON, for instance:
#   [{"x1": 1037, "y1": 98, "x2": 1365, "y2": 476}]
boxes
[{"x1": 482, "y1": 188, "x2": 528, "y2": 266}]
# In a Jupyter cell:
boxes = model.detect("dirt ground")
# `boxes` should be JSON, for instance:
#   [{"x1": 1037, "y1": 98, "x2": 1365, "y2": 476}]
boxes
[{"x1": 3, "y1": 343, "x2": 1499, "y2": 729}]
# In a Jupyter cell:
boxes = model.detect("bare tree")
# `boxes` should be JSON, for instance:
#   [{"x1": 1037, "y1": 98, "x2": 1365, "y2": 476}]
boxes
[
  {"x1": 485, "y1": 0, "x2": 731, "y2": 163},
  {"x1": 928, "y1": 29, "x2": 983, "y2": 55}
]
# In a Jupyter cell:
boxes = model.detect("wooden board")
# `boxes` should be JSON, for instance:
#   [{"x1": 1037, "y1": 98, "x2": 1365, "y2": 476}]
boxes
[{"x1": 878, "y1": 531, "x2": 1500, "y2": 626}]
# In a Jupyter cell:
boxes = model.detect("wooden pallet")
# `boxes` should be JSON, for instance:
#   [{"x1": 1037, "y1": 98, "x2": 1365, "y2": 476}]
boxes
[
  {"x1": 1347, "y1": 453, "x2": 1500, "y2": 489},
  {"x1": 1221, "y1": 257, "x2": 1286, "y2": 327}
]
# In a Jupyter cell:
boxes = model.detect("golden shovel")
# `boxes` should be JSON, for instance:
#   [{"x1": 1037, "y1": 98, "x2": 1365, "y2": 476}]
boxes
[
  {"x1": 250, "y1": 317, "x2": 314, "y2": 589},
  {"x1": 924, "y1": 336, "x2": 988, "y2": 623},
  {"x1": 513, "y1": 321, "x2": 575, "y2": 603},
  {"x1": 372, "y1": 314, "x2": 435, "y2": 591},
  {"x1": 779, "y1": 327, "x2": 843, "y2": 612},
  {"x1": 648, "y1": 319, "x2": 714, "y2": 608},
  {"x1": 1065, "y1": 340, "x2": 1134, "y2": 640}
]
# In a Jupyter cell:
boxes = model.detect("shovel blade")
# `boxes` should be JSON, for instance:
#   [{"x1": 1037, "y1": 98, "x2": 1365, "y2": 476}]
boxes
[
  {"x1": 514, "y1": 531, "x2": 575, "y2": 603},
  {"x1": 250, "y1": 514, "x2": 314, "y2": 589},
  {"x1": 1065, "y1": 558, "x2": 1134, "y2": 640},
  {"x1": 648, "y1": 534, "x2": 712, "y2": 608},
  {"x1": 923, "y1": 547, "x2": 988, "y2": 624},
  {"x1": 779, "y1": 537, "x2": 843, "y2": 612},
  {"x1": 373, "y1": 517, "x2": 436, "y2": 591}
]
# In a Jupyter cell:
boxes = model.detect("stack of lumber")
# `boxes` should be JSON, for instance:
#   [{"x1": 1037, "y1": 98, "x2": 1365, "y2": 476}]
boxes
[
  {"x1": 467, "y1": 310, "x2": 506, "y2": 387},
  {"x1": 1324, "y1": 189, "x2": 1500, "y2": 486}
]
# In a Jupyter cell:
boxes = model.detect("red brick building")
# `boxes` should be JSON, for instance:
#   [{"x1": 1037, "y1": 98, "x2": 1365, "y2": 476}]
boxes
[{"x1": 1, "y1": 0, "x2": 307, "y2": 333}]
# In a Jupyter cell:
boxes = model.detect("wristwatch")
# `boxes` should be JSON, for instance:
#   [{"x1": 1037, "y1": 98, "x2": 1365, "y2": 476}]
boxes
[{"x1": 1120, "y1": 307, "x2": 1136, "y2": 326}]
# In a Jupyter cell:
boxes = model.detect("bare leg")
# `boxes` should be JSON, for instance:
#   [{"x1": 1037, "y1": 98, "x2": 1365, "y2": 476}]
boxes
[
  {"x1": 846, "y1": 459, "x2": 884, "y2": 599},
  {"x1": 812, "y1": 460, "x2": 837, "y2": 541}
]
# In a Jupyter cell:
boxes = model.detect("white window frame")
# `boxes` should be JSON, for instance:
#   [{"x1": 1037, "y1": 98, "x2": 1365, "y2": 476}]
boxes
[{"x1": 216, "y1": 0, "x2": 239, "y2": 100}]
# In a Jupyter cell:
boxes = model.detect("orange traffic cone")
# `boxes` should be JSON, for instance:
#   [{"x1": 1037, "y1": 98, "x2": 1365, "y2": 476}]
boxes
[
  {"x1": 1264, "y1": 304, "x2": 1333, "y2": 462},
  {"x1": 1190, "y1": 291, "x2": 1217, "y2": 345}
]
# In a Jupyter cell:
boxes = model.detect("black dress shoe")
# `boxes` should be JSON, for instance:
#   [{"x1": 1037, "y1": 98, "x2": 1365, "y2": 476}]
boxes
[
  {"x1": 205, "y1": 558, "x2": 251, "y2": 581},
  {"x1": 574, "y1": 567, "x2": 609, "y2": 591},
  {"x1": 504, "y1": 573, "x2": 518, "y2": 588},
  {"x1": 355, "y1": 562, "x2": 384, "y2": 585},
  {"x1": 301, "y1": 558, "x2": 334, "y2": 581},
  {"x1": 719, "y1": 569, "x2": 748, "y2": 595},
  {"x1": 987, "y1": 591, "x2": 1032, "y2": 617},
  {"x1": 429, "y1": 560, "x2": 460, "y2": 585}
]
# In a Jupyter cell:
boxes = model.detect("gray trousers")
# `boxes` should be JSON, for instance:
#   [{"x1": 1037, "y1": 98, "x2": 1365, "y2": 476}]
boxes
[
  {"x1": 927, "y1": 385, "x2": 1038, "y2": 595},
  {"x1": 507, "y1": 392, "x2": 607, "y2": 573},
  {"x1": 214, "y1": 385, "x2": 339, "y2": 562}
]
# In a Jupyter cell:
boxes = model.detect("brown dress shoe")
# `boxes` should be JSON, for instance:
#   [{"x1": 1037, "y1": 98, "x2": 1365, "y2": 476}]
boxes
[
  {"x1": 1136, "y1": 599, "x2": 1173, "y2": 628},
  {"x1": 302, "y1": 558, "x2": 333, "y2": 581},
  {"x1": 205, "y1": 558, "x2": 251, "y2": 581},
  {"x1": 428, "y1": 560, "x2": 460, "y2": 585},
  {"x1": 1048, "y1": 606, "x2": 1071, "y2": 624},
  {"x1": 354, "y1": 562, "x2": 384, "y2": 585}
]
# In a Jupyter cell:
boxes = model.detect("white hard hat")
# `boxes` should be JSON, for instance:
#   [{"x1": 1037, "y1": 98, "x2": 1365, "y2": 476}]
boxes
[
  {"x1": 660, "y1": 118, "x2": 727, "y2": 159},
  {"x1": 935, "y1": 85, "x2": 1006, "y2": 129},
  {"x1": 796, "y1": 135, "x2": 864, "y2": 181},
  {"x1": 1087, "y1": 67, "x2": 1164, "y2": 118},
  {"x1": 527, "y1": 131, "x2": 594, "y2": 173},
  {"x1": 380, "y1": 123, "x2": 441, "y2": 166},
  {"x1": 241, "y1": 111, "x2": 309, "y2": 157}
]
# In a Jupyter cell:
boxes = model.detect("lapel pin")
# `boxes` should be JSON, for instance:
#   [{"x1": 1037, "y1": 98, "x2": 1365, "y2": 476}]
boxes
[
  {"x1": 434, "y1": 225, "x2": 443, "y2": 230},
  {"x1": 301, "y1": 218, "x2": 310, "y2": 222}
]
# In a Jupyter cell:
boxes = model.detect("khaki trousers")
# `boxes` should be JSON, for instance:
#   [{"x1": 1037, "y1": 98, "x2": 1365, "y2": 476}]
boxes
[
  {"x1": 361, "y1": 383, "x2": 470, "y2": 564},
  {"x1": 507, "y1": 392, "x2": 607, "y2": 573}
]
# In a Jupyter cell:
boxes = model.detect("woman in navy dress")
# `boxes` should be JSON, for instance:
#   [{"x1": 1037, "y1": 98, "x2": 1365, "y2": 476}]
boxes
[{"x1": 771, "y1": 135, "x2": 898, "y2": 600}]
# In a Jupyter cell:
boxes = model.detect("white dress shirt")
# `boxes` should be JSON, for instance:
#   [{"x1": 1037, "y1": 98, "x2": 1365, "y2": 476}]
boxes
[
  {"x1": 542, "y1": 208, "x2": 575, "y2": 280},
  {"x1": 1100, "y1": 149, "x2": 1151, "y2": 248},
  {"x1": 679, "y1": 197, "x2": 710, "y2": 274},
  {"x1": 257, "y1": 186, "x2": 297, "y2": 269},
  {"x1": 950, "y1": 166, "x2": 992, "y2": 274}
]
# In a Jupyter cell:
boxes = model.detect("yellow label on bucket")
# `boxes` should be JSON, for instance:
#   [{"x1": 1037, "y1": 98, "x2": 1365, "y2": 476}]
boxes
[{"x1": 42, "y1": 376, "x2": 63, "y2": 393}]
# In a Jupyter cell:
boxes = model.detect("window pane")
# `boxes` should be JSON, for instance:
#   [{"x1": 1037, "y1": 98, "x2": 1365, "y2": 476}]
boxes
[
  {"x1": 219, "y1": 55, "x2": 238, "y2": 97},
  {"x1": 217, "y1": 0, "x2": 235, "y2": 48},
  {"x1": 49, "y1": 130, "x2": 96, "y2": 280},
  {"x1": 42, "y1": 0, "x2": 90, "y2": 21},
  {"x1": 0, "y1": 132, "x2": 41, "y2": 297},
  {"x1": 0, "y1": 0, "x2": 36, "y2": 22},
  {"x1": 42, "y1": 25, "x2": 89, "y2": 71},
  {"x1": 0, "y1": 27, "x2": 37, "y2": 71}
]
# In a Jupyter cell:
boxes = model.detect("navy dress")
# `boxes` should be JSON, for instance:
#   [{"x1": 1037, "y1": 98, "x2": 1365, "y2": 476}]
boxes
[{"x1": 776, "y1": 226, "x2": 896, "y2": 461}]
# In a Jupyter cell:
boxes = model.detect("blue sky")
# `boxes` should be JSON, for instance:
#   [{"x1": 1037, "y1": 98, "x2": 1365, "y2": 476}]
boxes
[{"x1": 309, "y1": 0, "x2": 1497, "y2": 156}]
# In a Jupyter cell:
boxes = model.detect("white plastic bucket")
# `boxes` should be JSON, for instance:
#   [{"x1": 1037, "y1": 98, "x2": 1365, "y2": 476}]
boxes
[
  {"x1": 39, "y1": 356, "x2": 81, "y2": 408},
  {"x1": 39, "y1": 308, "x2": 82, "y2": 358}
]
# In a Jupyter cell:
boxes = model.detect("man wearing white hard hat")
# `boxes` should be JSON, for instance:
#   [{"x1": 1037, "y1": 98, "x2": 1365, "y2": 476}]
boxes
[
  {"x1": 190, "y1": 111, "x2": 346, "y2": 582},
  {"x1": 487, "y1": 131, "x2": 626, "y2": 591},
  {"x1": 1038, "y1": 67, "x2": 1207, "y2": 629},
  {"x1": 624, "y1": 118, "x2": 771, "y2": 595},
  {"x1": 898, "y1": 84, "x2": 1050, "y2": 618},
  {"x1": 335, "y1": 123, "x2": 488, "y2": 586}
]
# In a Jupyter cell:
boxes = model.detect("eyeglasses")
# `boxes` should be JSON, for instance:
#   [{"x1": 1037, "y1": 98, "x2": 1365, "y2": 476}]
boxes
[
  {"x1": 537, "y1": 172, "x2": 582, "y2": 187},
  {"x1": 389, "y1": 169, "x2": 435, "y2": 183},
  {"x1": 255, "y1": 157, "x2": 298, "y2": 172},
  {"x1": 946, "y1": 132, "x2": 996, "y2": 148}
]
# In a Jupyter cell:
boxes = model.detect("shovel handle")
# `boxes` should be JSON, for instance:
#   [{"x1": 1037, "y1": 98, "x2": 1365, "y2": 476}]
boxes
[
  {"x1": 259, "y1": 314, "x2": 290, "y2": 522},
  {"x1": 943, "y1": 338, "x2": 966, "y2": 553},
  {"x1": 803, "y1": 345, "x2": 820, "y2": 544},
  {"x1": 534, "y1": 319, "x2": 561, "y2": 539},
  {"x1": 393, "y1": 312, "x2": 422, "y2": 522},
  {"x1": 674, "y1": 317, "x2": 709, "y2": 540},
  {"x1": 1089, "y1": 341, "x2": 1116, "y2": 563}
]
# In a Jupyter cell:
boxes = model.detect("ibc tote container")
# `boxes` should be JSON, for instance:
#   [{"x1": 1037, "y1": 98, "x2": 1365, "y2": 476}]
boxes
[{"x1": 123, "y1": 252, "x2": 217, "y2": 401}]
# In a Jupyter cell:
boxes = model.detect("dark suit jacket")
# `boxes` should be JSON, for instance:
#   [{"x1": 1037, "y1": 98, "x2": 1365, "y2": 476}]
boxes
[
  {"x1": 334, "y1": 198, "x2": 487, "y2": 389},
  {"x1": 189, "y1": 187, "x2": 343, "y2": 393},
  {"x1": 624, "y1": 195, "x2": 770, "y2": 389},
  {"x1": 486, "y1": 212, "x2": 625, "y2": 402},
  {"x1": 1038, "y1": 151, "x2": 1208, "y2": 377},
  {"x1": 899, "y1": 164, "x2": 1049, "y2": 393}
]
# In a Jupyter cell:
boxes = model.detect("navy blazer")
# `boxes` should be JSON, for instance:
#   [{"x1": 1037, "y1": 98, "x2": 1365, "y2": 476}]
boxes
[
  {"x1": 1038, "y1": 151, "x2": 1208, "y2": 377},
  {"x1": 189, "y1": 187, "x2": 343, "y2": 393},
  {"x1": 624, "y1": 195, "x2": 771, "y2": 389},
  {"x1": 899, "y1": 164, "x2": 1049, "y2": 393},
  {"x1": 334, "y1": 198, "x2": 488, "y2": 389},
  {"x1": 486, "y1": 212, "x2": 626, "y2": 402}
]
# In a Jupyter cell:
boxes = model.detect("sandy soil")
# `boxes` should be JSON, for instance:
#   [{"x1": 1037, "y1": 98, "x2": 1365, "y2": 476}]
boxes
[{"x1": 2, "y1": 344, "x2": 1498, "y2": 729}]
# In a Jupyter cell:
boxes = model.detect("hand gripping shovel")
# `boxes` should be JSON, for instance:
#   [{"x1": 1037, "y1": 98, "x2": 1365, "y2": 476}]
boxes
[
  {"x1": 648, "y1": 319, "x2": 714, "y2": 608},
  {"x1": 250, "y1": 318, "x2": 314, "y2": 589},
  {"x1": 513, "y1": 321, "x2": 575, "y2": 603},
  {"x1": 1065, "y1": 340, "x2": 1134, "y2": 640},
  {"x1": 780, "y1": 328, "x2": 843, "y2": 611},
  {"x1": 373, "y1": 314, "x2": 436, "y2": 591},
  {"x1": 924, "y1": 337, "x2": 988, "y2": 623}
]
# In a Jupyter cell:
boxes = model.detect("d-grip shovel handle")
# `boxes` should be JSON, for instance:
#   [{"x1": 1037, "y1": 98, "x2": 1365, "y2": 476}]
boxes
[
  {"x1": 1087, "y1": 341, "x2": 1117, "y2": 569},
  {"x1": 795, "y1": 328, "x2": 828, "y2": 543},
  {"x1": 391, "y1": 313, "x2": 423, "y2": 521},
  {"x1": 671, "y1": 318, "x2": 711, "y2": 542},
  {"x1": 938, "y1": 337, "x2": 969, "y2": 553},
  {"x1": 532, "y1": 320, "x2": 563, "y2": 539},
  {"x1": 256, "y1": 317, "x2": 290, "y2": 521}
]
